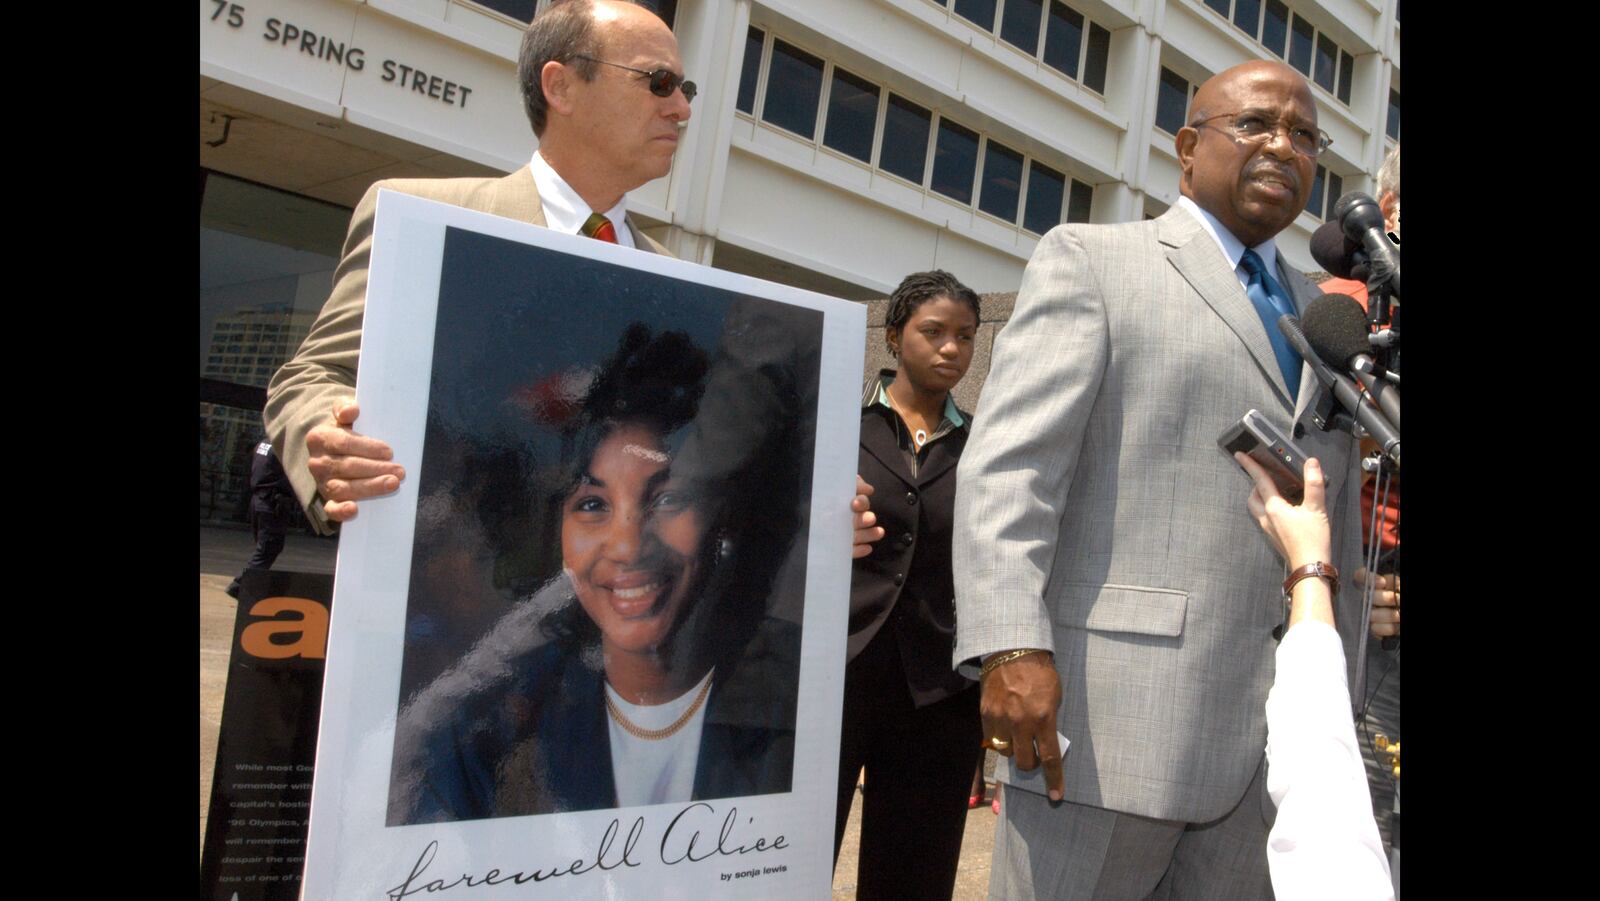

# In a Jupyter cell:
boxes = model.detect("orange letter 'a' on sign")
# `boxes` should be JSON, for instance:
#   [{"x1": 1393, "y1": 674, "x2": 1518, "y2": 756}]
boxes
[{"x1": 239, "y1": 597, "x2": 330, "y2": 659}]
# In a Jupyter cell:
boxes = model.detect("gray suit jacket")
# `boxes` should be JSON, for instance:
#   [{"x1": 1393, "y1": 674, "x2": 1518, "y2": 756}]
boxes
[
  {"x1": 952, "y1": 204, "x2": 1364, "y2": 824},
  {"x1": 264, "y1": 167, "x2": 669, "y2": 534}
]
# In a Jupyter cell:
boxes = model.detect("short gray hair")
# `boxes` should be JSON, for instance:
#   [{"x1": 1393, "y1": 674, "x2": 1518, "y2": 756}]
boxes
[
  {"x1": 1377, "y1": 144, "x2": 1400, "y2": 200},
  {"x1": 517, "y1": 1, "x2": 619, "y2": 137}
]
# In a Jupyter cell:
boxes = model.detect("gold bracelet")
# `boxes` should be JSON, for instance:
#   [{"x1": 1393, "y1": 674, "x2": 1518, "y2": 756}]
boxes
[{"x1": 981, "y1": 648, "x2": 1050, "y2": 678}]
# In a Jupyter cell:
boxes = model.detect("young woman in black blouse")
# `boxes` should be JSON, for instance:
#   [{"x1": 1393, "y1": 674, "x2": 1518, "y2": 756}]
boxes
[{"x1": 834, "y1": 271, "x2": 983, "y2": 900}]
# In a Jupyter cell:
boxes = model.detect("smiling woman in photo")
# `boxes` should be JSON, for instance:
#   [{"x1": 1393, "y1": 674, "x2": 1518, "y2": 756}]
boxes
[{"x1": 391, "y1": 324, "x2": 801, "y2": 823}]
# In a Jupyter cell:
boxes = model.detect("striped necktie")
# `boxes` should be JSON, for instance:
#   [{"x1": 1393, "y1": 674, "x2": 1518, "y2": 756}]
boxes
[{"x1": 580, "y1": 212, "x2": 618, "y2": 244}]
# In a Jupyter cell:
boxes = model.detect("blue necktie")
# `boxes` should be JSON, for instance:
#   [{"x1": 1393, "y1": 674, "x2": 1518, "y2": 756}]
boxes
[{"x1": 1239, "y1": 249, "x2": 1301, "y2": 400}]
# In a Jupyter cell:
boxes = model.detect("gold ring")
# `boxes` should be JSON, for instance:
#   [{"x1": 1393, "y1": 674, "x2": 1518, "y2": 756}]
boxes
[{"x1": 989, "y1": 738, "x2": 1010, "y2": 751}]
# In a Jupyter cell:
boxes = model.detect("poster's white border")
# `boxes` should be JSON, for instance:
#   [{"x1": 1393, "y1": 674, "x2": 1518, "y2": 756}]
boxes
[{"x1": 301, "y1": 191, "x2": 865, "y2": 899}]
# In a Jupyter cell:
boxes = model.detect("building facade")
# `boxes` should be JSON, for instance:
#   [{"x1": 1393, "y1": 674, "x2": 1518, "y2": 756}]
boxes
[{"x1": 199, "y1": 0, "x2": 1399, "y2": 518}]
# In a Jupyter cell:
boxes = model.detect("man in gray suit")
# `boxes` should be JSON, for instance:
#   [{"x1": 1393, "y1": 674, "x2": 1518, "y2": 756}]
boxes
[
  {"x1": 265, "y1": 0, "x2": 691, "y2": 531},
  {"x1": 953, "y1": 60, "x2": 1366, "y2": 898}
]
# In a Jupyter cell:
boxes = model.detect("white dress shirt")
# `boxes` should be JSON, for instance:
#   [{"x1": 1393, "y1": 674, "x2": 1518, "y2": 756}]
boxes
[
  {"x1": 529, "y1": 150, "x2": 636, "y2": 249},
  {"x1": 1175, "y1": 195, "x2": 1283, "y2": 293}
]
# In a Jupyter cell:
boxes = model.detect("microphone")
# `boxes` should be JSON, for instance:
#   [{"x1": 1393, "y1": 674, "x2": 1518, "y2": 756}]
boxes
[
  {"x1": 1302, "y1": 293, "x2": 1399, "y2": 431},
  {"x1": 1332, "y1": 192, "x2": 1400, "y2": 297},
  {"x1": 1277, "y1": 314, "x2": 1399, "y2": 468},
  {"x1": 1309, "y1": 219, "x2": 1367, "y2": 282}
]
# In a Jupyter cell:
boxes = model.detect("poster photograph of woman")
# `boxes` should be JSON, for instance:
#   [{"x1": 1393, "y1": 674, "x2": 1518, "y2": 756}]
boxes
[
  {"x1": 387, "y1": 226, "x2": 820, "y2": 824},
  {"x1": 301, "y1": 195, "x2": 862, "y2": 900}
]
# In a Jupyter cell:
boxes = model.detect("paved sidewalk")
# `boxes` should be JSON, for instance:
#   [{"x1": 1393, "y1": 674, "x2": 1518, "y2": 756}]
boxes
[{"x1": 199, "y1": 524, "x2": 997, "y2": 897}]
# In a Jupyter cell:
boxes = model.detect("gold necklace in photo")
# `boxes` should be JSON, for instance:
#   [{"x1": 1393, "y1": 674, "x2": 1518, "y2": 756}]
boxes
[{"x1": 605, "y1": 673, "x2": 714, "y2": 741}]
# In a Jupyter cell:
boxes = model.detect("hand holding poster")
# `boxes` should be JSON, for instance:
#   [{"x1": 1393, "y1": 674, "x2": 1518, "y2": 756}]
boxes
[{"x1": 302, "y1": 193, "x2": 863, "y2": 899}]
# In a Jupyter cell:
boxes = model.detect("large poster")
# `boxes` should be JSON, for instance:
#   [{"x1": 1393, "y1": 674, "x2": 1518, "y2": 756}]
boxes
[{"x1": 302, "y1": 193, "x2": 864, "y2": 899}]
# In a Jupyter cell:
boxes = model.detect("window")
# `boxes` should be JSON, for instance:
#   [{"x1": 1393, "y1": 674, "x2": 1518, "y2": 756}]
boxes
[
  {"x1": 1042, "y1": 2, "x2": 1085, "y2": 80},
  {"x1": 1232, "y1": 0, "x2": 1261, "y2": 34},
  {"x1": 465, "y1": 0, "x2": 535, "y2": 22},
  {"x1": 636, "y1": 0, "x2": 677, "y2": 27},
  {"x1": 1202, "y1": 1, "x2": 1356, "y2": 109},
  {"x1": 1083, "y1": 23, "x2": 1110, "y2": 93},
  {"x1": 762, "y1": 40, "x2": 825, "y2": 138},
  {"x1": 1155, "y1": 67, "x2": 1193, "y2": 135},
  {"x1": 201, "y1": 171, "x2": 345, "y2": 522},
  {"x1": 931, "y1": 118, "x2": 981, "y2": 204},
  {"x1": 822, "y1": 67, "x2": 881, "y2": 163},
  {"x1": 1313, "y1": 33, "x2": 1338, "y2": 94},
  {"x1": 880, "y1": 94, "x2": 933, "y2": 185},
  {"x1": 1386, "y1": 88, "x2": 1400, "y2": 141},
  {"x1": 979, "y1": 139, "x2": 1024, "y2": 222},
  {"x1": 468, "y1": 1, "x2": 675, "y2": 28},
  {"x1": 1288, "y1": 14, "x2": 1314, "y2": 76},
  {"x1": 1067, "y1": 179, "x2": 1094, "y2": 223},
  {"x1": 1304, "y1": 164, "x2": 1344, "y2": 221},
  {"x1": 1000, "y1": 0, "x2": 1043, "y2": 54},
  {"x1": 736, "y1": 27, "x2": 764, "y2": 115},
  {"x1": 738, "y1": 32, "x2": 1092, "y2": 237},
  {"x1": 1023, "y1": 163, "x2": 1065, "y2": 234},
  {"x1": 953, "y1": 0, "x2": 998, "y2": 29},
  {"x1": 1262, "y1": 0, "x2": 1290, "y2": 58},
  {"x1": 943, "y1": 0, "x2": 1109, "y2": 95}
]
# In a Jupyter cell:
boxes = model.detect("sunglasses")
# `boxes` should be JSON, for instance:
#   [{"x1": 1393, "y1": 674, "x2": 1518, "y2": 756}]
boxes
[{"x1": 571, "y1": 55, "x2": 697, "y2": 103}]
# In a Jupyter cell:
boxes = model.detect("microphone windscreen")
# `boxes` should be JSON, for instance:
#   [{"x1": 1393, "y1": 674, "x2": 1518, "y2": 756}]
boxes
[
  {"x1": 1310, "y1": 220, "x2": 1360, "y2": 279},
  {"x1": 1334, "y1": 190, "x2": 1387, "y2": 240},
  {"x1": 1302, "y1": 293, "x2": 1371, "y2": 367}
]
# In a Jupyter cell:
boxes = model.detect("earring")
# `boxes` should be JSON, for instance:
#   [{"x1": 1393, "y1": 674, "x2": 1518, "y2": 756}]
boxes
[{"x1": 717, "y1": 530, "x2": 735, "y2": 563}]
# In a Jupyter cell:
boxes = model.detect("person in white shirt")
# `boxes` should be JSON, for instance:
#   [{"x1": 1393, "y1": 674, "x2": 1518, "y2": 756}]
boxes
[{"x1": 1235, "y1": 452, "x2": 1394, "y2": 901}]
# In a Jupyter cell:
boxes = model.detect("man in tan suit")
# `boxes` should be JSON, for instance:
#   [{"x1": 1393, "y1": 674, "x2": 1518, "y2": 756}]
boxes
[{"x1": 266, "y1": 0, "x2": 693, "y2": 532}]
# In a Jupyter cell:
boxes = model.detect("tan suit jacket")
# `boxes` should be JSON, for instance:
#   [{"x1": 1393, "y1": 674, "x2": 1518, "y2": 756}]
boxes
[{"x1": 264, "y1": 166, "x2": 669, "y2": 533}]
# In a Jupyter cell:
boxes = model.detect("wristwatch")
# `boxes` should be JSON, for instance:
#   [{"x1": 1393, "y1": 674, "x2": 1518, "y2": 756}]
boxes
[
  {"x1": 1282, "y1": 561, "x2": 1339, "y2": 600},
  {"x1": 1273, "y1": 561, "x2": 1338, "y2": 641}
]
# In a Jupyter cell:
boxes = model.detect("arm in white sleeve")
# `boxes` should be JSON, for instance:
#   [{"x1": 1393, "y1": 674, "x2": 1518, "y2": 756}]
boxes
[{"x1": 1265, "y1": 620, "x2": 1393, "y2": 901}]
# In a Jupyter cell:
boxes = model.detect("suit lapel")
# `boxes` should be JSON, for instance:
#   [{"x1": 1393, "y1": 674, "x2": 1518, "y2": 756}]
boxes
[
  {"x1": 858, "y1": 411, "x2": 915, "y2": 490},
  {"x1": 914, "y1": 430, "x2": 964, "y2": 488},
  {"x1": 1159, "y1": 208, "x2": 1293, "y2": 409},
  {"x1": 1283, "y1": 261, "x2": 1322, "y2": 419}
]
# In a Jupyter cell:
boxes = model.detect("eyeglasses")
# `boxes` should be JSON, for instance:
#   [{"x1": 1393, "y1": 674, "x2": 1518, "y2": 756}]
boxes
[
  {"x1": 1189, "y1": 112, "x2": 1332, "y2": 157},
  {"x1": 571, "y1": 55, "x2": 697, "y2": 103}
]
